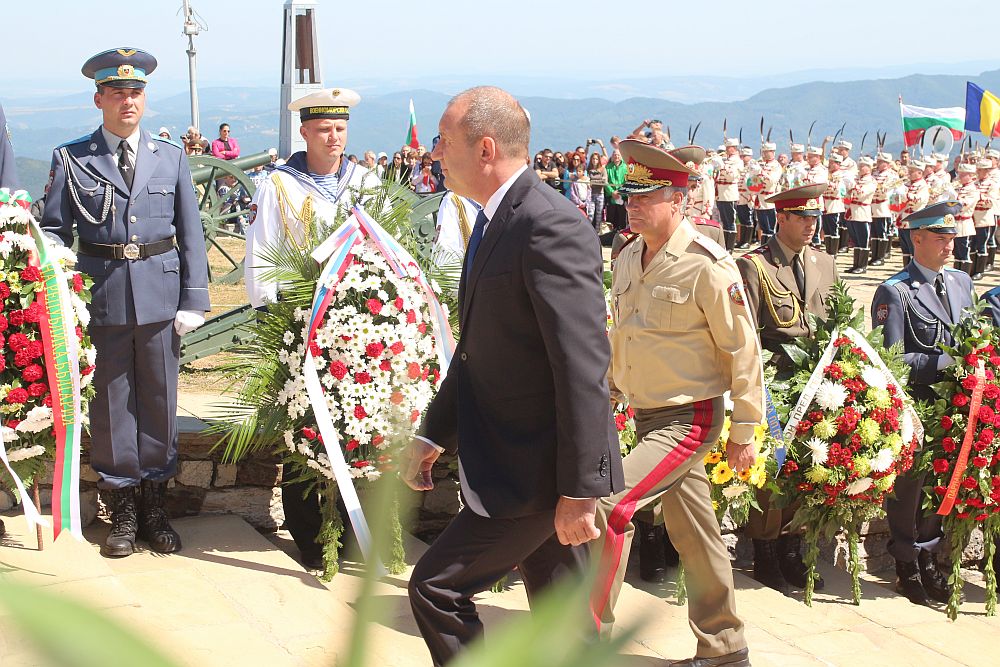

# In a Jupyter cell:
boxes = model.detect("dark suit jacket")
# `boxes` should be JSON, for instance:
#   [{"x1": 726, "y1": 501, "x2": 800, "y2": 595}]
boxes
[{"x1": 421, "y1": 168, "x2": 623, "y2": 518}]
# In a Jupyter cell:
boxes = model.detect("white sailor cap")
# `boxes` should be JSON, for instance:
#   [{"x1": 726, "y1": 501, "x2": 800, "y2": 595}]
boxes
[
  {"x1": 958, "y1": 163, "x2": 977, "y2": 174},
  {"x1": 829, "y1": 154, "x2": 844, "y2": 164},
  {"x1": 977, "y1": 158, "x2": 993, "y2": 169},
  {"x1": 835, "y1": 140, "x2": 852, "y2": 150},
  {"x1": 987, "y1": 149, "x2": 1000, "y2": 159},
  {"x1": 790, "y1": 143, "x2": 804, "y2": 153},
  {"x1": 908, "y1": 160, "x2": 926, "y2": 170},
  {"x1": 858, "y1": 156, "x2": 875, "y2": 167},
  {"x1": 288, "y1": 88, "x2": 361, "y2": 121},
  {"x1": 761, "y1": 142, "x2": 777, "y2": 152},
  {"x1": 724, "y1": 138, "x2": 739, "y2": 147},
  {"x1": 806, "y1": 146, "x2": 823, "y2": 156},
  {"x1": 741, "y1": 147, "x2": 753, "y2": 157},
  {"x1": 931, "y1": 152, "x2": 948, "y2": 162},
  {"x1": 876, "y1": 152, "x2": 893, "y2": 162}
]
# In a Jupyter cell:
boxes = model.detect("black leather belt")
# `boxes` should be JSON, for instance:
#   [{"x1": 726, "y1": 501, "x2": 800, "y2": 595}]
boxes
[{"x1": 78, "y1": 237, "x2": 175, "y2": 261}]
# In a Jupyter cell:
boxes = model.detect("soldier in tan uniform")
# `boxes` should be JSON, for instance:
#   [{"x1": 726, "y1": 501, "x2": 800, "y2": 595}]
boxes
[
  {"x1": 898, "y1": 160, "x2": 930, "y2": 266},
  {"x1": 986, "y1": 149, "x2": 1000, "y2": 269},
  {"x1": 803, "y1": 146, "x2": 828, "y2": 248},
  {"x1": 821, "y1": 154, "x2": 847, "y2": 255},
  {"x1": 737, "y1": 183, "x2": 837, "y2": 595},
  {"x1": 755, "y1": 142, "x2": 783, "y2": 245},
  {"x1": 736, "y1": 147, "x2": 756, "y2": 248},
  {"x1": 846, "y1": 156, "x2": 877, "y2": 273},
  {"x1": 870, "y1": 152, "x2": 899, "y2": 266},
  {"x1": 954, "y1": 162, "x2": 980, "y2": 276},
  {"x1": 593, "y1": 139, "x2": 759, "y2": 667},
  {"x1": 716, "y1": 138, "x2": 742, "y2": 251},
  {"x1": 975, "y1": 157, "x2": 1000, "y2": 275},
  {"x1": 834, "y1": 139, "x2": 858, "y2": 179}
]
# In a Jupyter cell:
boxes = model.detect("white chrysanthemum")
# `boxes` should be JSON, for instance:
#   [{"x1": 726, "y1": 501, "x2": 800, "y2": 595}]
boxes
[
  {"x1": 860, "y1": 365, "x2": 888, "y2": 390},
  {"x1": 16, "y1": 406, "x2": 53, "y2": 433},
  {"x1": 901, "y1": 410, "x2": 914, "y2": 446},
  {"x1": 871, "y1": 448, "x2": 895, "y2": 473},
  {"x1": 283, "y1": 431, "x2": 296, "y2": 452},
  {"x1": 846, "y1": 477, "x2": 874, "y2": 496},
  {"x1": 806, "y1": 436, "x2": 829, "y2": 465},
  {"x1": 814, "y1": 380, "x2": 849, "y2": 411},
  {"x1": 2, "y1": 426, "x2": 18, "y2": 441},
  {"x1": 6, "y1": 445, "x2": 45, "y2": 462},
  {"x1": 722, "y1": 482, "x2": 750, "y2": 499},
  {"x1": 283, "y1": 331, "x2": 295, "y2": 345}
]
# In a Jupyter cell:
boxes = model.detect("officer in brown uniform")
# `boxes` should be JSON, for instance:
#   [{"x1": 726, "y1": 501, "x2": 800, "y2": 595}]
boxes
[
  {"x1": 593, "y1": 139, "x2": 760, "y2": 667},
  {"x1": 736, "y1": 183, "x2": 838, "y2": 595}
]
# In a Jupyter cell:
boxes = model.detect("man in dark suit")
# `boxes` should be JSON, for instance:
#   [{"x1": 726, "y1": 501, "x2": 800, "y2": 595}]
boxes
[
  {"x1": 41, "y1": 48, "x2": 210, "y2": 558},
  {"x1": 871, "y1": 201, "x2": 973, "y2": 605},
  {"x1": 402, "y1": 86, "x2": 623, "y2": 665}
]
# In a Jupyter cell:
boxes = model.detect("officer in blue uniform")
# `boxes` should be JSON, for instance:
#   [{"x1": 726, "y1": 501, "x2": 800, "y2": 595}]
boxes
[
  {"x1": 41, "y1": 48, "x2": 210, "y2": 557},
  {"x1": 871, "y1": 201, "x2": 973, "y2": 605}
]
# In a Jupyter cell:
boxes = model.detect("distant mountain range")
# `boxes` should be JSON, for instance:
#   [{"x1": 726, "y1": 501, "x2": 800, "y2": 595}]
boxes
[{"x1": 6, "y1": 65, "x2": 1000, "y2": 200}]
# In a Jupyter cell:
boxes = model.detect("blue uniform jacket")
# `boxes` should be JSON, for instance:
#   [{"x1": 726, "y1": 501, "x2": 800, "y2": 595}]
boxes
[
  {"x1": 982, "y1": 285, "x2": 1000, "y2": 327},
  {"x1": 40, "y1": 127, "x2": 209, "y2": 326},
  {"x1": 871, "y1": 262, "x2": 974, "y2": 389}
]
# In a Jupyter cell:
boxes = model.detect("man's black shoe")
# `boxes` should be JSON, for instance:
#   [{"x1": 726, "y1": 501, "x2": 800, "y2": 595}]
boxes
[
  {"x1": 752, "y1": 539, "x2": 790, "y2": 596},
  {"x1": 102, "y1": 487, "x2": 138, "y2": 558},
  {"x1": 637, "y1": 518, "x2": 667, "y2": 583},
  {"x1": 917, "y1": 550, "x2": 952, "y2": 604},
  {"x1": 669, "y1": 647, "x2": 751, "y2": 666},
  {"x1": 777, "y1": 534, "x2": 824, "y2": 590},
  {"x1": 138, "y1": 480, "x2": 182, "y2": 554},
  {"x1": 894, "y1": 558, "x2": 928, "y2": 605}
]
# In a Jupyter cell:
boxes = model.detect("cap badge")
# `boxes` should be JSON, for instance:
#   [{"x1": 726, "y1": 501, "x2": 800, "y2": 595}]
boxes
[
  {"x1": 331, "y1": 89, "x2": 341, "y2": 96},
  {"x1": 117, "y1": 48, "x2": 137, "y2": 57},
  {"x1": 943, "y1": 214, "x2": 955, "y2": 225},
  {"x1": 806, "y1": 198, "x2": 818, "y2": 208},
  {"x1": 118, "y1": 64, "x2": 135, "y2": 78}
]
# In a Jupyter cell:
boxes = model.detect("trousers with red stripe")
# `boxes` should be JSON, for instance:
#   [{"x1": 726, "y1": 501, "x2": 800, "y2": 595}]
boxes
[{"x1": 590, "y1": 397, "x2": 746, "y2": 658}]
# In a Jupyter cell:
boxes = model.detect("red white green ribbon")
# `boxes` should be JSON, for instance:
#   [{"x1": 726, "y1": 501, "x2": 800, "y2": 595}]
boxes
[{"x1": 28, "y1": 218, "x2": 83, "y2": 540}]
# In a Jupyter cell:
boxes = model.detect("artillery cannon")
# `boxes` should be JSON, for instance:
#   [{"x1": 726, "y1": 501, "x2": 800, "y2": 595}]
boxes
[{"x1": 189, "y1": 151, "x2": 274, "y2": 284}]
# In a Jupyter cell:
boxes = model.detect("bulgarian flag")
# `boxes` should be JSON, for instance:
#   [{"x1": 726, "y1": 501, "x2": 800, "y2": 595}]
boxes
[
  {"x1": 406, "y1": 99, "x2": 419, "y2": 149},
  {"x1": 899, "y1": 101, "x2": 965, "y2": 148}
]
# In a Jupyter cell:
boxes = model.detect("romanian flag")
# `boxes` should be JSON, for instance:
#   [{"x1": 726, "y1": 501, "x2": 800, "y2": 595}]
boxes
[
  {"x1": 406, "y1": 99, "x2": 419, "y2": 149},
  {"x1": 965, "y1": 82, "x2": 1000, "y2": 138}
]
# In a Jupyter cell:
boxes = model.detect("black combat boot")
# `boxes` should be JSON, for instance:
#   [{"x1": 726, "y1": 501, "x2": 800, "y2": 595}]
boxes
[
  {"x1": 847, "y1": 248, "x2": 868, "y2": 274},
  {"x1": 736, "y1": 226, "x2": 752, "y2": 249},
  {"x1": 0, "y1": 518, "x2": 6, "y2": 537},
  {"x1": 894, "y1": 558, "x2": 928, "y2": 605},
  {"x1": 973, "y1": 253, "x2": 988, "y2": 280},
  {"x1": 723, "y1": 230, "x2": 736, "y2": 253},
  {"x1": 917, "y1": 550, "x2": 951, "y2": 604},
  {"x1": 636, "y1": 518, "x2": 667, "y2": 583},
  {"x1": 662, "y1": 527, "x2": 680, "y2": 567},
  {"x1": 138, "y1": 480, "x2": 182, "y2": 554},
  {"x1": 752, "y1": 539, "x2": 790, "y2": 595},
  {"x1": 869, "y1": 238, "x2": 884, "y2": 266},
  {"x1": 838, "y1": 228, "x2": 850, "y2": 253},
  {"x1": 988, "y1": 247, "x2": 996, "y2": 271},
  {"x1": 102, "y1": 487, "x2": 138, "y2": 557},
  {"x1": 777, "y1": 534, "x2": 824, "y2": 590},
  {"x1": 824, "y1": 236, "x2": 839, "y2": 256}
]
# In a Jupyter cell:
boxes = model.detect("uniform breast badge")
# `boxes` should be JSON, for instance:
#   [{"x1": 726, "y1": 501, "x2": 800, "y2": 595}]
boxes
[{"x1": 728, "y1": 282, "x2": 745, "y2": 306}]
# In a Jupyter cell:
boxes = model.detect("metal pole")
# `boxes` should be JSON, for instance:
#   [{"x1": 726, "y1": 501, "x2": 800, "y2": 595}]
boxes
[{"x1": 182, "y1": 0, "x2": 201, "y2": 131}]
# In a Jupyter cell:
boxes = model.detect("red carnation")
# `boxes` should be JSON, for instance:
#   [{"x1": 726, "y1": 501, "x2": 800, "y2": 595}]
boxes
[
  {"x1": 421, "y1": 366, "x2": 430, "y2": 381},
  {"x1": 379, "y1": 359, "x2": 392, "y2": 372},
  {"x1": 407, "y1": 362, "x2": 421, "y2": 380},
  {"x1": 42, "y1": 394, "x2": 52, "y2": 407},
  {"x1": 354, "y1": 404, "x2": 368, "y2": 419},
  {"x1": 309, "y1": 341, "x2": 322, "y2": 357},
  {"x1": 986, "y1": 384, "x2": 1000, "y2": 400},
  {"x1": 0, "y1": 314, "x2": 7, "y2": 333},
  {"x1": 301, "y1": 427, "x2": 317, "y2": 440},
  {"x1": 27, "y1": 382, "x2": 47, "y2": 398},
  {"x1": 406, "y1": 310, "x2": 417, "y2": 324},
  {"x1": 942, "y1": 436, "x2": 957, "y2": 453},
  {"x1": 81, "y1": 365, "x2": 94, "y2": 376},
  {"x1": 410, "y1": 409, "x2": 420, "y2": 423},
  {"x1": 354, "y1": 371, "x2": 372, "y2": 384},
  {"x1": 966, "y1": 353, "x2": 981, "y2": 367},
  {"x1": 982, "y1": 428, "x2": 996, "y2": 443},
  {"x1": 783, "y1": 460, "x2": 799, "y2": 475},
  {"x1": 20, "y1": 266, "x2": 41, "y2": 283},
  {"x1": 366, "y1": 298, "x2": 384, "y2": 315},
  {"x1": 963, "y1": 375, "x2": 979, "y2": 391},
  {"x1": 24, "y1": 302, "x2": 43, "y2": 323},
  {"x1": 932, "y1": 458, "x2": 950, "y2": 473},
  {"x1": 974, "y1": 456, "x2": 990, "y2": 468},
  {"x1": 615, "y1": 413, "x2": 627, "y2": 431},
  {"x1": 389, "y1": 341, "x2": 405, "y2": 355},
  {"x1": 962, "y1": 477, "x2": 978, "y2": 489},
  {"x1": 825, "y1": 363, "x2": 843, "y2": 379},
  {"x1": 14, "y1": 349, "x2": 32, "y2": 368},
  {"x1": 28, "y1": 341, "x2": 43, "y2": 359},
  {"x1": 417, "y1": 323, "x2": 427, "y2": 334},
  {"x1": 365, "y1": 342, "x2": 384, "y2": 358},
  {"x1": 941, "y1": 415, "x2": 954, "y2": 430},
  {"x1": 345, "y1": 439, "x2": 359, "y2": 451},
  {"x1": 72, "y1": 273, "x2": 83, "y2": 293},
  {"x1": 21, "y1": 364, "x2": 43, "y2": 382},
  {"x1": 980, "y1": 405, "x2": 996, "y2": 422},
  {"x1": 0, "y1": 357, "x2": 5, "y2": 372},
  {"x1": 0, "y1": 283, "x2": 9, "y2": 300},
  {"x1": 992, "y1": 355, "x2": 1000, "y2": 367},
  {"x1": 952, "y1": 393, "x2": 970, "y2": 407},
  {"x1": 934, "y1": 486, "x2": 948, "y2": 496},
  {"x1": 394, "y1": 296, "x2": 404, "y2": 310},
  {"x1": 351, "y1": 460, "x2": 371, "y2": 468},
  {"x1": 330, "y1": 360, "x2": 348, "y2": 380},
  {"x1": 833, "y1": 336, "x2": 851, "y2": 347},
  {"x1": 390, "y1": 391, "x2": 404, "y2": 405},
  {"x1": 372, "y1": 435, "x2": 385, "y2": 447},
  {"x1": 5, "y1": 388, "x2": 28, "y2": 404},
  {"x1": 8, "y1": 310, "x2": 24, "y2": 326}
]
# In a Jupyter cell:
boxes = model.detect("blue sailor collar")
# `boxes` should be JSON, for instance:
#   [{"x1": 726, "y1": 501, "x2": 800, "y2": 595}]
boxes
[{"x1": 275, "y1": 151, "x2": 357, "y2": 203}]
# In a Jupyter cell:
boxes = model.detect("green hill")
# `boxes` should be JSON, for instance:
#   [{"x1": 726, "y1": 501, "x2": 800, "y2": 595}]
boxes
[{"x1": 13, "y1": 157, "x2": 49, "y2": 202}]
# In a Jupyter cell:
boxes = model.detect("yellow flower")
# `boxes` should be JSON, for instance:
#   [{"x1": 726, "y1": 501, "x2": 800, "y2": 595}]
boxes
[
  {"x1": 704, "y1": 450, "x2": 723, "y2": 465},
  {"x1": 712, "y1": 500, "x2": 720, "y2": 511},
  {"x1": 748, "y1": 460, "x2": 767, "y2": 487},
  {"x1": 719, "y1": 416, "x2": 732, "y2": 445},
  {"x1": 711, "y1": 461, "x2": 735, "y2": 485},
  {"x1": 737, "y1": 467, "x2": 753, "y2": 482},
  {"x1": 753, "y1": 422, "x2": 767, "y2": 446}
]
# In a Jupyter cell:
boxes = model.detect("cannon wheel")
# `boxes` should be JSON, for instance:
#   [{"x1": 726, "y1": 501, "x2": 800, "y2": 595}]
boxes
[{"x1": 188, "y1": 155, "x2": 257, "y2": 284}]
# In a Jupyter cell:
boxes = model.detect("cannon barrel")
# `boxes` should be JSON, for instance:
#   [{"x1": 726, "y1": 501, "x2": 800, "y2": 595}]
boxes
[{"x1": 188, "y1": 151, "x2": 274, "y2": 185}]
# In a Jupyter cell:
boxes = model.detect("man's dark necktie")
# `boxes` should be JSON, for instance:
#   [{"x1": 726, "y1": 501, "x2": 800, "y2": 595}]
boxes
[
  {"x1": 465, "y1": 209, "x2": 488, "y2": 281},
  {"x1": 117, "y1": 139, "x2": 134, "y2": 191},
  {"x1": 792, "y1": 254, "x2": 806, "y2": 301},
  {"x1": 935, "y1": 273, "x2": 950, "y2": 319}
]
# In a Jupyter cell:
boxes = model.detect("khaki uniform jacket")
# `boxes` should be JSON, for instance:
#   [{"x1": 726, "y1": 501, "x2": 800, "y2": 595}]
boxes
[
  {"x1": 956, "y1": 180, "x2": 980, "y2": 236},
  {"x1": 871, "y1": 167, "x2": 898, "y2": 218},
  {"x1": 899, "y1": 177, "x2": 930, "y2": 228},
  {"x1": 736, "y1": 237, "x2": 838, "y2": 358},
  {"x1": 756, "y1": 159, "x2": 783, "y2": 210},
  {"x1": 976, "y1": 172, "x2": 1000, "y2": 226},
  {"x1": 823, "y1": 171, "x2": 847, "y2": 214},
  {"x1": 848, "y1": 173, "x2": 877, "y2": 222},
  {"x1": 716, "y1": 154, "x2": 742, "y2": 202},
  {"x1": 608, "y1": 219, "x2": 764, "y2": 444}
]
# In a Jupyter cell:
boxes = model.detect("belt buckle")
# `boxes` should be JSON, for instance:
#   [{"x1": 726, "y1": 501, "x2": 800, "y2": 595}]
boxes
[{"x1": 123, "y1": 243, "x2": 140, "y2": 260}]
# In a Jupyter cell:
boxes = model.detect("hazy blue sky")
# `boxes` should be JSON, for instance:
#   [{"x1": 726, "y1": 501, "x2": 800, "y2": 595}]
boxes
[{"x1": 8, "y1": 0, "x2": 1000, "y2": 96}]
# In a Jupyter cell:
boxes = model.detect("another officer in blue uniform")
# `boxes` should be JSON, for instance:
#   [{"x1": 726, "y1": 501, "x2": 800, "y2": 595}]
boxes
[
  {"x1": 41, "y1": 48, "x2": 210, "y2": 557},
  {"x1": 871, "y1": 201, "x2": 973, "y2": 605}
]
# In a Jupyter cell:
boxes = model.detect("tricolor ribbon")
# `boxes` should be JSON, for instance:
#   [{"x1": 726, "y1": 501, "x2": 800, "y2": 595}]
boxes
[
  {"x1": 937, "y1": 361, "x2": 986, "y2": 516},
  {"x1": 301, "y1": 207, "x2": 456, "y2": 568},
  {"x1": 28, "y1": 218, "x2": 84, "y2": 540}
]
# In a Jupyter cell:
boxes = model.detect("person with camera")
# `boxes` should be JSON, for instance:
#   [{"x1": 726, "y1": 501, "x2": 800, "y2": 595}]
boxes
[
  {"x1": 586, "y1": 150, "x2": 607, "y2": 233},
  {"x1": 629, "y1": 119, "x2": 671, "y2": 150}
]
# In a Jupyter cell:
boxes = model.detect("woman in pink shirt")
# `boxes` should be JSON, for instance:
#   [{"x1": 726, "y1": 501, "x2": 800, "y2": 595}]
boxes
[{"x1": 211, "y1": 123, "x2": 240, "y2": 160}]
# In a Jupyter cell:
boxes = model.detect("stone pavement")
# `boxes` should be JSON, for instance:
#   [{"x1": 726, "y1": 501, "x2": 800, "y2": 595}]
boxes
[{"x1": 2, "y1": 510, "x2": 999, "y2": 666}]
